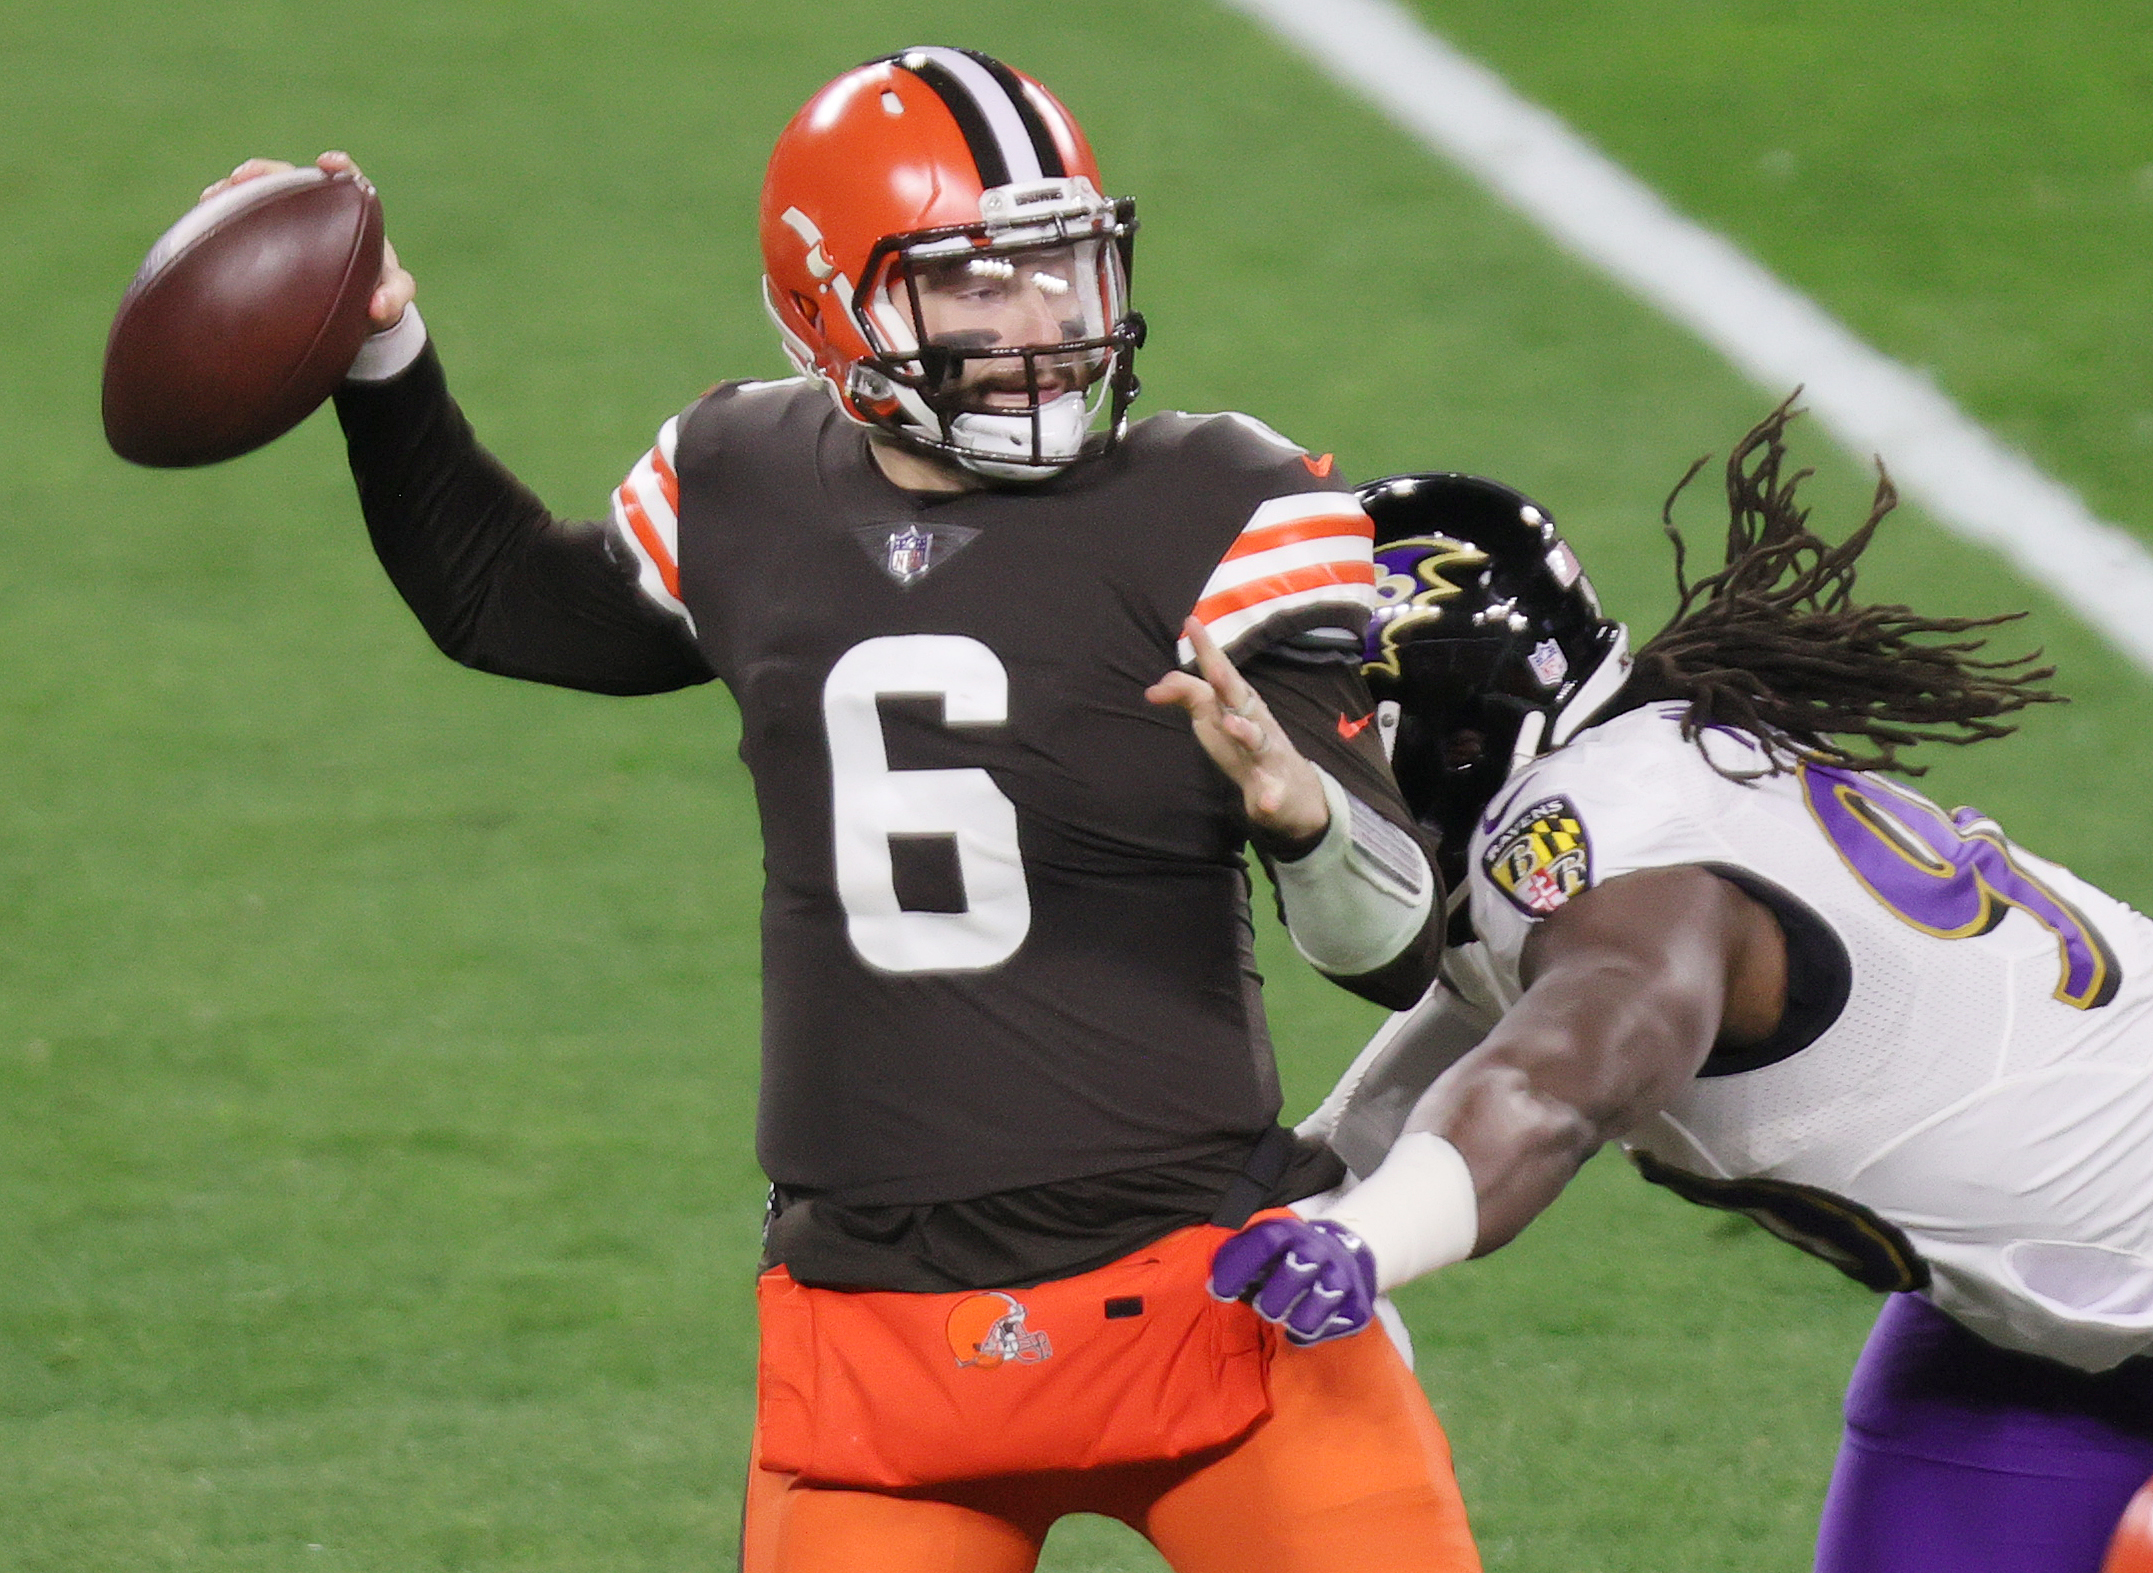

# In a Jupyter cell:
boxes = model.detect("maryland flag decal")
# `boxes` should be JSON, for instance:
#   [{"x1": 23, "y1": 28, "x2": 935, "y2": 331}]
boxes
[{"x1": 1483, "y1": 796, "x2": 1593, "y2": 917}]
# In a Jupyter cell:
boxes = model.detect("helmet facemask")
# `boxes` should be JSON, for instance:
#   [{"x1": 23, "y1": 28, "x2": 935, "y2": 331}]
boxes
[
  {"x1": 1383, "y1": 637, "x2": 1541, "y2": 886},
  {"x1": 849, "y1": 180, "x2": 1141, "y2": 481}
]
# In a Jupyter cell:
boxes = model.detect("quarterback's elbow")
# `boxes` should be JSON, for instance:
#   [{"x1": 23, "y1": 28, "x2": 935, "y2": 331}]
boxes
[{"x1": 1315, "y1": 913, "x2": 1445, "y2": 1010}]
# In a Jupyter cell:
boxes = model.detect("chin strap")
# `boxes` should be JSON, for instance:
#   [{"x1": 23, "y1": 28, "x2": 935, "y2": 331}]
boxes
[
  {"x1": 1507, "y1": 710, "x2": 1548, "y2": 774},
  {"x1": 1508, "y1": 622, "x2": 1634, "y2": 775},
  {"x1": 1546, "y1": 623, "x2": 1632, "y2": 749},
  {"x1": 948, "y1": 391, "x2": 1093, "y2": 480}
]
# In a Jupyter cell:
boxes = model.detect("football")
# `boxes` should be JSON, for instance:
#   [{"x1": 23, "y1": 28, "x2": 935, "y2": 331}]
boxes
[
  {"x1": 102, "y1": 166, "x2": 383, "y2": 467},
  {"x1": 2106, "y1": 1476, "x2": 2153, "y2": 1573}
]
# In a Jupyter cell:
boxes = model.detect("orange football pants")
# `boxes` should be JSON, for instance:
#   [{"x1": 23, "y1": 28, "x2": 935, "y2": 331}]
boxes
[{"x1": 741, "y1": 1320, "x2": 1482, "y2": 1573}]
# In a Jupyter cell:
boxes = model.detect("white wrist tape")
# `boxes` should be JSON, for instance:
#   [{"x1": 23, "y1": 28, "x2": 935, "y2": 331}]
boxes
[
  {"x1": 1272, "y1": 766, "x2": 1434, "y2": 977},
  {"x1": 345, "y1": 303, "x2": 428, "y2": 384},
  {"x1": 1314, "y1": 1131, "x2": 1479, "y2": 1293}
]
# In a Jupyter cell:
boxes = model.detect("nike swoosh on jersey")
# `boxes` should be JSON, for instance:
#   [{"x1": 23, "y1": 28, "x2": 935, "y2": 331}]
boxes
[
  {"x1": 1337, "y1": 710, "x2": 1375, "y2": 740},
  {"x1": 1302, "y1": 452, "x2": 1336, "y2": 478}
]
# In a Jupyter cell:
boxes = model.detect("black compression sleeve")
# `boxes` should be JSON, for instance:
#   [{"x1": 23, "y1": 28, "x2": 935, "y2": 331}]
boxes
[
  {"x1": 1244, "y1": 651, "x2": 1446, "y2": 1009},
  {"x1": 332, "y1": 346, "x2": 715, "y2": 696}
]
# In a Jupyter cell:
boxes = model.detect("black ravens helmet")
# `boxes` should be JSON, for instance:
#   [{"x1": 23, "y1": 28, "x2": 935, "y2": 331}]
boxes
[{"x1": 1358, "y1": 473, "x2": 1631, "y2": 874}]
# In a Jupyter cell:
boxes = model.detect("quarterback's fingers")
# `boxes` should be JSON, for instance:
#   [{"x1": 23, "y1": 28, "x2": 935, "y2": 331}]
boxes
[
  {"x1": 1163, "y1": 623, "x2": 1275, "y2": 751},
  {"x1": 1183, "y1": 618, "x2": 1262, "y2": 717},
  {"x1": 369, "y1": 236, "x2": 416, "y2": 331},
  {"x1": 1220, "y1": 710, "x2": 1268, "y2": 756},
  {"x1": 281, "y1": 154, "x2": 416, "y2": 333},
  {"x1": 1185, "y1": 619, "x2": 1288, "y2": 762},
  {"x1": 1146, "y1": 671, "x2": 1268, "y2": 763},
  {"x1": 1144, "y1": 669, "x2": 1218, "y2": 720},
  {"x1": 201, "y1": 157, "x2": 294, "y2": 203}
]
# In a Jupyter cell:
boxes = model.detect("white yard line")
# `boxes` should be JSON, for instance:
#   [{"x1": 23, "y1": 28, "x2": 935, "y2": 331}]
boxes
[{"x1": 1221, "y1": 0, "x2": 2153, "y2": 672}]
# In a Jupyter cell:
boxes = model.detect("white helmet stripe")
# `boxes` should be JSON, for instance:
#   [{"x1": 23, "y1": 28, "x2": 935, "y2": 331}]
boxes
[{"x1": 901, "y1": 47, "x2": 1045, "y2": 186}]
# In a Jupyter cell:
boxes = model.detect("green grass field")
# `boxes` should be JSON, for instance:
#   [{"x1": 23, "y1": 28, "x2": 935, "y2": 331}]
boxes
[{"x1": 5, "y1": 2, "x2": 2149, "y2": 1568}]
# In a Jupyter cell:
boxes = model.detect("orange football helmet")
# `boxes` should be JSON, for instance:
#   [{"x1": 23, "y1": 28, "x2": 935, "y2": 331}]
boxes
[
  {"x1": 760, "y1": 48, "x2": 1143, "y2": 480},
  {"x1": 945, "y1": 1291, "x2": 1054, "y2": 1369}
]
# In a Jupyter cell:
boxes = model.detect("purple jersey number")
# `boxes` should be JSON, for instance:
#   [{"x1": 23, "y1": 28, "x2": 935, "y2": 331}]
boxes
[{"x1": 1800, "y1": 762, "x2": 2118, "y2": 1009}]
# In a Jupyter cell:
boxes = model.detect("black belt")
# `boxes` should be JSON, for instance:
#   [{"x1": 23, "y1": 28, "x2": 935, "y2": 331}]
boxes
[{"x1": 1210, "y1": 1124, "x2": 1300, "y2": 1229}]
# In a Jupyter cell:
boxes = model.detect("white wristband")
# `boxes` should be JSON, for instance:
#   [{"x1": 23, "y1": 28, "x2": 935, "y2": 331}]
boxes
[
  {"x1": 345, "y1": 303, "x2": 428, "y2": 384},
  {"x1": 1314, "y1": 1131, "x2": 1479, "y2": 1293}
]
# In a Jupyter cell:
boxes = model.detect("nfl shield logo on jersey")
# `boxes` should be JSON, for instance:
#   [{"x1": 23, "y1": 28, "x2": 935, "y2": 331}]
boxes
[
  {"x1": 854, "y1": 522, "x2": 982, "y2": 587},
  {"x1": 887, "y1": 526, "x2": 932, "y2": 584},
  {"x1": 1484, "y1": 795, "x2": 1592, "y2": 916}
]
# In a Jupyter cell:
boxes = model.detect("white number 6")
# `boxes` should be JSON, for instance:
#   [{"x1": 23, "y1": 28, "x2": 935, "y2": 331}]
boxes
[{"x1": 823, "y1": 635, "x2": 1032, "y2": 974}]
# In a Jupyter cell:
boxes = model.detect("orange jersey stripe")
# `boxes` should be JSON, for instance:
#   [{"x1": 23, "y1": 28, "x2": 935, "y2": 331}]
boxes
[
  {"x1": 618, "y1": 484, "x2": 680, "y2": 598},
  {"x1": 1221, "y1": 510, "x2": 1372, "y2": 563},
  {"x1": 650, "y1": 444, "x2": 681, "y2": 513},
  {"x1": 1195, "y1": 560, "x2": 1376, "y2": 624}
]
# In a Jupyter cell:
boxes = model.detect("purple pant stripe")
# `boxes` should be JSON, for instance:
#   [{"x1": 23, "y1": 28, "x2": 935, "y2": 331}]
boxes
[{"x1": 1815, "y1": 1295, "x2": 2153, "y2": 1573}]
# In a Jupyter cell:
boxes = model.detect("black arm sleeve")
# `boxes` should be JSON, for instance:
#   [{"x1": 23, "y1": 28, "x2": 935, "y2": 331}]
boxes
[
  {"x1": 1243, "y1": 649, "x2": 1446, "y2": 1010},
  {"x1": 331, "y1": 346, "x2": 715, "y2": 696}
]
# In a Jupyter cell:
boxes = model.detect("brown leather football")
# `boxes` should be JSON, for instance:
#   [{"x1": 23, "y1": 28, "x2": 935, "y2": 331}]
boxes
[{"x1": 102, "y1": 167, "x2": 384, "y2": 467}]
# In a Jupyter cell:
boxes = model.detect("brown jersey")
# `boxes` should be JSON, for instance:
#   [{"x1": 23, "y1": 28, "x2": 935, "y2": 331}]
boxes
[{"x1": 334, "y1": 350, "x2": 1438, "y2": 1284}]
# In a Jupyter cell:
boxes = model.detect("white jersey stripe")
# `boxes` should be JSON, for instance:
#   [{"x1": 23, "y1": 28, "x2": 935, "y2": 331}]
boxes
[
  {"x1": 1201, "y1": 534, "x2": 1377, "y2": 597},
  {"x1": 1179, "y1": 581, "x2": 1380, "y2": 664},
  {"x1": 1177, "y1": 486, "x2": 1376, "y2": 661},
  {"x1": 1240, "y1": 490, "x2": 1371, "y2": 533},
  {"x1": 608, "y1": 416, "x2": 692, "y2": 628}
]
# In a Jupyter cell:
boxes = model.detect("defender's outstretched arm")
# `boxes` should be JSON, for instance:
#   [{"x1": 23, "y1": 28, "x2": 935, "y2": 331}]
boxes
[
  {"x1": 1213, "y1": 866, "x2": 1785, "y2": 1342},
  {"x1": 1413, "y1": 865, "x2": 1786, "y2": 1254}
]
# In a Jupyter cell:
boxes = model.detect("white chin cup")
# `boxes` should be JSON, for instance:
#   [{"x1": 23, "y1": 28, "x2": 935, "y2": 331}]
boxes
[{"x1": 948, "y1": 391, "x2": 1093, "y2": 481}]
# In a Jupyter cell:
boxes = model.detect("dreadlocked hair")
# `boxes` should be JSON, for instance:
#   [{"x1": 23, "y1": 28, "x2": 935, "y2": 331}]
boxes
[{"x1": 1625, "y1": 393, "x2": 2062, "y2": 777}]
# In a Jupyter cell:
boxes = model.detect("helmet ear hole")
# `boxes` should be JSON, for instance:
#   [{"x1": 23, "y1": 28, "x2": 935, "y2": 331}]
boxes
[{"x1": 789, "y1": 290, "x2": 821, "y2": 330}]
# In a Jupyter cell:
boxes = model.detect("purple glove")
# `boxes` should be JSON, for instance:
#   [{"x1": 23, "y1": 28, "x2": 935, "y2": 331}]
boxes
[{"x1": 1208, "y1": 1217, "x2": 1377, "y2": 1345}]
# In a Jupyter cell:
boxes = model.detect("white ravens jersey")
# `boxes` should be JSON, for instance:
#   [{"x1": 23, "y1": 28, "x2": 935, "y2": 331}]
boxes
[{"x1": 1469, "y1": 703, "x2": 2153, "y2": 1372}]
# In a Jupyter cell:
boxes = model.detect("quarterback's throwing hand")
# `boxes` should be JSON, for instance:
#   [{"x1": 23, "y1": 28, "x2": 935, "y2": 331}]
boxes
[
  {"x1": 1147, "y1": 618, "x2": 1330, "y2": 847},
  {"x1": 200, "y1": 151, "x2": 414, "y2": 332},
  {"x1": 1209, "y1": 1216, "x2": 1377, "y2": 1345}
]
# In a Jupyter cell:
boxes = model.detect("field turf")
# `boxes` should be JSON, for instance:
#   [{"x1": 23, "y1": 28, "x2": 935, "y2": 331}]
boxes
[{"x1": 3, "y1": 2, "x2": 2148, "y2": 1568}]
